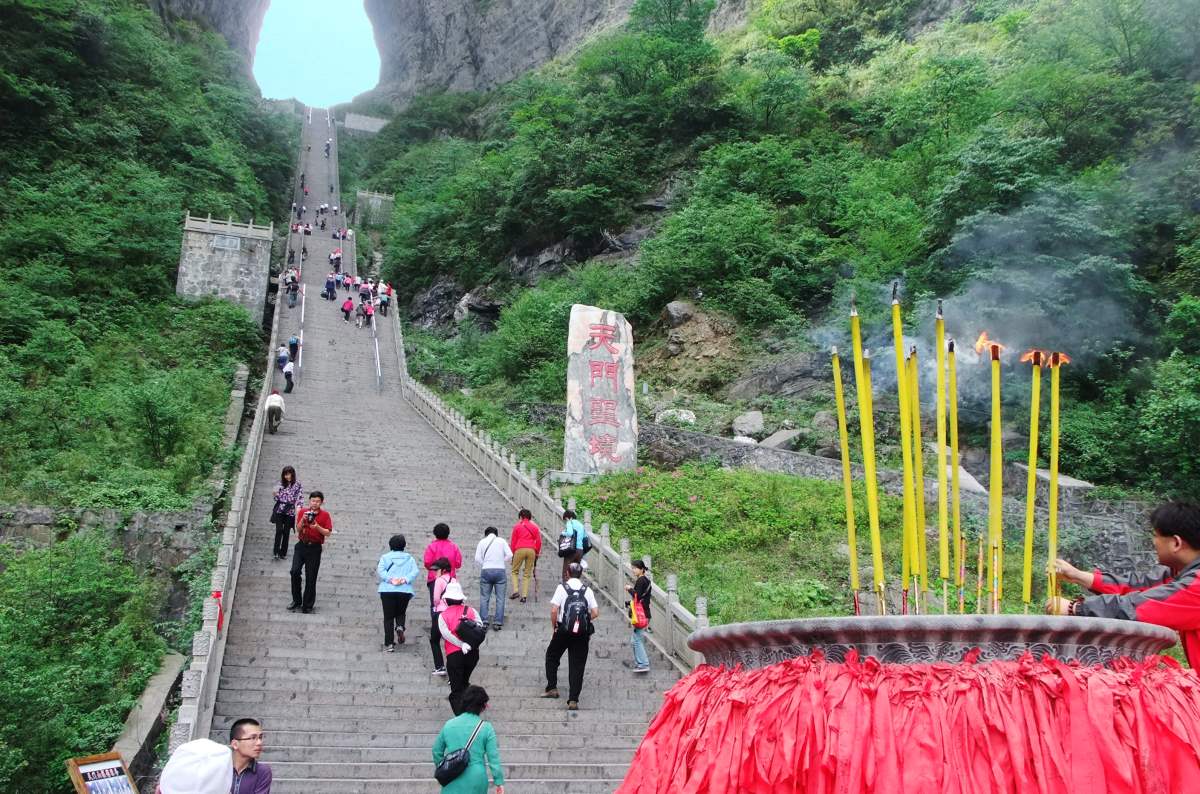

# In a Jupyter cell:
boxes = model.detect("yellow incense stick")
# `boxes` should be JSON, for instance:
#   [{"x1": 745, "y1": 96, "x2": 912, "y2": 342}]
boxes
[
  {"x1": 935, "y1": 305, "x2": 950, "y2": 608},
  {"x1": 850, "y1": 307, "x2": 885, "y2": 609},
  {"x1": 831, "y1": 347, "x2": 860, "y2": 599},
  {"x1": 988, "y1": 344, "x2": 1003, "y2": 613},
  {"x1": 908, "y1": 348, "x2": 928, "y2": 594},
  {"x1": 890, "y1": 285, "x2": 919, "y2": 610},
  {"x1": 1022, "y1": 352, "x2": 1042, "y2": 608},
  {"x1": 1047, "y1": 353, "x2": 1065, "y2": 602}
]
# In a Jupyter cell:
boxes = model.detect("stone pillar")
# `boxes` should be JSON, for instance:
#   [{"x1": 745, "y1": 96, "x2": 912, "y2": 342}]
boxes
[{"x1": 563, "y1": 304, "x2": 637, "y2": 475}]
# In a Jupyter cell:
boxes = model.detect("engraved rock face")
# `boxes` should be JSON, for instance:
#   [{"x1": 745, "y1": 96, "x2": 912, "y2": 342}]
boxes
[
  {"x1": 563, "y1": 305, "x2": 637, "y2": 475},
  {"x1": 689, "y1": 615, "x2": 1178, "y2": 668}
]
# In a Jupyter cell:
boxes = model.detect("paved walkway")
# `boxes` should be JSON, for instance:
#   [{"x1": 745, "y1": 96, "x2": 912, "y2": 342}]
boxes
[{"x1": 210, "y1": 111, "x2": 677, "y2": 792}]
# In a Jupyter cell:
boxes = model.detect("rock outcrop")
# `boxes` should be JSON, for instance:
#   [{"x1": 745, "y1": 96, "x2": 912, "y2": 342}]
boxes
[
  {"x1": 149, "y1": 0, "x2": 269, "y2": 66},
  {"x1": 361, "y1": 0, "x2": 748, "y2": 106}
]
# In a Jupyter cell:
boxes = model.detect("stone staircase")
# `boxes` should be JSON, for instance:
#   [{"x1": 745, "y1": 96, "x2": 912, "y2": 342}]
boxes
[{"x1": 208, "y1": 111, "x2": 676, "y2": 793}]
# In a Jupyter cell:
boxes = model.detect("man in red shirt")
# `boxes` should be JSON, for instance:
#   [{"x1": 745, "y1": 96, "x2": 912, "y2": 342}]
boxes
[
  {"x1": 289, "y1": 491, "x2": 333, "y2": 614},
  {"x1": 1051, "y1": 501, "x2": 1200, "y2": 666}
]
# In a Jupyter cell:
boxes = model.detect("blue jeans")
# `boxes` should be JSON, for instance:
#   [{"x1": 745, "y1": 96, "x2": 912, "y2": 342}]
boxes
[
  {"x1": 479, "y1": 568, "x2": 507, "y2": 625},
  {"x1": 632, "y1": 627, "x2": 650, "y2": 669}
]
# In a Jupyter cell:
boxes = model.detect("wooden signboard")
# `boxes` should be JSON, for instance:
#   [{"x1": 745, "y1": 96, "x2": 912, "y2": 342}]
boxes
[{"x1": 66, "y1": 752, "x2": 139, "y2": 794}]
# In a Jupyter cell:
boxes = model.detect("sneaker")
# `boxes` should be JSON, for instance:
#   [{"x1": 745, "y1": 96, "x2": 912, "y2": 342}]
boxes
[
  {"x1": 567, "y1": 701, "x2": 579, "y2": 711},
  {"x1": 540, "y1": 688, "x2": 559, "y2": 699},
  {"x1": 520, "y1": 597, "x2": 527, "y2": 604},
  {"x1": 492, "y1": 623, "x2": 502, "y2": 631},
  {"x1": 286, "y1": 602, "x2": 300, "y2": 611},
  {"x1": 509, "y1": 592, "x2": 520, "y2": 600},
  {"x1": 432, "y1": 667, "x2": 447, "y2": 677},
  {"x1": 395, "y1": 628, "x2": 406, "y2": 645},
  {"x1": 385, "y1": 644, "x2": 395, "y2": 653},
  {"x1": 301, "y1": 607, "x2": 313, "y2": 614},
  {"x1": 634, "y1": 666, "x2": 650, "y2": 674}
]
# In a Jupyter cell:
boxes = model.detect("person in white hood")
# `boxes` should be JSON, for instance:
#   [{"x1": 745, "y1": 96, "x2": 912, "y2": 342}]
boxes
[{"x1": 156, "y1": 738, "x2": 232, "y2": 794}]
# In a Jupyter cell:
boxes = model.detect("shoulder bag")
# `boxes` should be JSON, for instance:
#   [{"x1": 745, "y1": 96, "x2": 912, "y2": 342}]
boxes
[{"x1": 434, "y1": 717, "x2": 485, "y2": 785}]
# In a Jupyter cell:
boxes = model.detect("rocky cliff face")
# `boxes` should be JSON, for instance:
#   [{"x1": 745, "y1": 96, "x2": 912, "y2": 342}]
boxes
[
  {"x1": 148, "y1": 0, "x2": 269, "y2": 66},
  {"x1": 362, "y1": 0, "x2": 747, "y2": 105}
]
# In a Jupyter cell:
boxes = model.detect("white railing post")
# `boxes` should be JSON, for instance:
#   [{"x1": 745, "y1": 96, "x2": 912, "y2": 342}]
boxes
[{"x1": 666, "y1": 574, "x2": 680, "y2": 666}]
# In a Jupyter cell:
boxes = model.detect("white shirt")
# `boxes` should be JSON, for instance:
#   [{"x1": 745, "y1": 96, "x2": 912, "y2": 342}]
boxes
[
  {"x1": 475, "y1": 535, "x2": 513, "y2": 570},
  {"x1": 282, "y1": 361, "x2": 294, "y2": 376},
  {"x1": 551, "y1": 579, "x2": 598, "y2": 611},
  {"x1": 265, "y1": 394, "x2": 285, "y2": 413}
]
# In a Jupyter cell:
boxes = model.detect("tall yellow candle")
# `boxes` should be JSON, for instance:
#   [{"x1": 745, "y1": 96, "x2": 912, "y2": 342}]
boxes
[
  {"x1": 935, "y1": 305, "x2": 950, "y2": 611},
  {"x1": 908, "y1": 347, "x2": 928, "y2": 596},
  {"x1": 890, "y1": 284, "x2": 919, "y2": 610},
  {"x1": 850, "y1": 307, "x2": 885, "y2": 609},
  {"x1": 1021, "y1": 351, "x2": 1043, "y2": 609},
  {"x1": 831, "y1": 347, "x2": 860, "y2": 606},
  {"x1": 1047, "y1": 352, "x2": 1068, "y2": 601},
  {"x1": 948, "y1": 340, "x2": 964, "y2": 612},
  {"x1": 987, "y1": 342, "x2": 1003, "y2": 613}
]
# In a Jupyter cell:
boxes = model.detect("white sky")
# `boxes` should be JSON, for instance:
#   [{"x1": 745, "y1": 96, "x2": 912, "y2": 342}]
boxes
[{"x1": 254, "y1": 0, "x2": 381, "y2": 107}]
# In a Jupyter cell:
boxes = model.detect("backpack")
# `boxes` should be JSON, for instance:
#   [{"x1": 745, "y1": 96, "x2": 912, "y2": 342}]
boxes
[
  {"x1": 448, "y1": 604, "x2": 487, "y2": 648},
  {"x1": 559, "y1": 584, "x2": 593, "y2": 636}
]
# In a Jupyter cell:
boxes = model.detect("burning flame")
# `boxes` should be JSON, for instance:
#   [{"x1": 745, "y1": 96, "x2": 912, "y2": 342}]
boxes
[
  {"x1": 1019, "y1": 349, "x2": 1049, "y2": 366},
  {"x1": 1052, "y1": 351, "x2": 1072, "y2": 366},
  {"x1": 974, "y1": 331, "x2": 1005, "y2": 355}
]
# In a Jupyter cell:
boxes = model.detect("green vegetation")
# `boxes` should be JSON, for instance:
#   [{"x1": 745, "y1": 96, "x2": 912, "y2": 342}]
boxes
[
  {"x1": 0, "y1": 532, "x2": 166, "y2": 792},
  {"x1": 570, "y1": 463, "x2": 1045, "y2": 623},
  {"x1": 362, "y1": 0, "x2": 1200, "y2": 497},
  {"x1": 0, "y1": 0, "x2": 296, "y2": 509}
]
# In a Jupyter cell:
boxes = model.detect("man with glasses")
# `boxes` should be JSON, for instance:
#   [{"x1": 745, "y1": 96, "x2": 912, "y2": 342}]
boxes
[{"x1": 229, "y1": 718, "x2": 272, "y2": 793}]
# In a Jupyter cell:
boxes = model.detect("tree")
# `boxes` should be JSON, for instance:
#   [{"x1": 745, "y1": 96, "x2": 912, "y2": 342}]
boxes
[{"x1": 629, "y1": 0, "x2": 716, "y2": 41}]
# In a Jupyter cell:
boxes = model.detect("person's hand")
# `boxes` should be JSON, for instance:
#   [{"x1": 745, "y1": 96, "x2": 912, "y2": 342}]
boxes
[
  {"x1": 1046, "y1": 596, "x2": 1073, "y2": 616},
  {"x1": 624, "y1": 583, "x2": 633, "y2": 592},
  {"x1": 461, "y1": 643, "x2": 472, "y2": 653},
  {"x1": 389, "y1": 578, "x2": 402, "y2": 586},
  {"x1": 398, "y1": 578, "x2": 408, "y2": 585},
  {"x1": 1054, "y1": 559, "x2": 1091, "y2": 588},
  {"x1": 495, "y1": 787, "x2": 504, "y2": 794}
]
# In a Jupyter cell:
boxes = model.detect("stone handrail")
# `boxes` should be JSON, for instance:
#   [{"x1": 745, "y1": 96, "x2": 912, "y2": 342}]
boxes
[
  {"x1": 184, "y1": 211, "x2": 273, "y2": 239},
  {"x1": 170, "y1": 224, "x2": 288, "y2": 752},
  {"x1": 391, "y1": 314, "x2": 707, "y2": 673}
]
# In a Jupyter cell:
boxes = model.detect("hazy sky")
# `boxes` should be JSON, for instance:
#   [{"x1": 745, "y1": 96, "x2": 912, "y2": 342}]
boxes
[{"x1": 254, "y1": 0, "x2": 381, "y2": 107}]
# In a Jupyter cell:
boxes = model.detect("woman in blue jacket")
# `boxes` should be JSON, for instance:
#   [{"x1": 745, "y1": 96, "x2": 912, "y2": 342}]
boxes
[{"x1": 377, "y1": 534, "x2": 420, "y2": 651}]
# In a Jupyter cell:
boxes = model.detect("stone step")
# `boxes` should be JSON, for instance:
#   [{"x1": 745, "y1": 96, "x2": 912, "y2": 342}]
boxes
[
  {"x1": 215, "y1": 674, "x2": 669, "y2": 696},
  {"x1": 212, "y1": 715, "x2": 649, "y2": 736},
  {"x1": 261, "y1": 760, "x2": 629, "y2": 780},
  {"x1": 257, "y1": 746, "x2": 635, "y2": 764},
  {"x1": 208, "y1": 729, "x2": 639, "y2": 751}
]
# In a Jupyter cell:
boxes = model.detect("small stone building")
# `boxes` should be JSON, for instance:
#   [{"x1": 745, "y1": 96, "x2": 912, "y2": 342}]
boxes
[{"x1": 175, "y1": 213, "x2": 273, "y2": 319}]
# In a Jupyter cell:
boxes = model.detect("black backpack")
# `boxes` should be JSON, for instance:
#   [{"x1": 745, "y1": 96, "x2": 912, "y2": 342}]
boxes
[
  {"x1": 455, "y1": 607, "x2": 488, "y2": 648},
  {"x1": 560, "y1": 584, "x2": 593, "y2": 636}
]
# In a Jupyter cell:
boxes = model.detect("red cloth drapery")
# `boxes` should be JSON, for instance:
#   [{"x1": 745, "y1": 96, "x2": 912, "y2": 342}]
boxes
[{"x1": 617, "y1": 651, "x2": 1200, "y2": 794}]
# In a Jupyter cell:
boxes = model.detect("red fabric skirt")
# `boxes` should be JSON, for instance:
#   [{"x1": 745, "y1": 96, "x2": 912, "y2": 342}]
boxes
[{"x1": 616, "y1": 651, "x2": 1200, "y2": 794}]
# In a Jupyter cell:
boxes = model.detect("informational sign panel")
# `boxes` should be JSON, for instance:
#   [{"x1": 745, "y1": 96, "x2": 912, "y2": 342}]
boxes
[
  {"x1": 67, "y1": 752, "x2": 138, "y2": 794},
  {"x1": 563, "y1": 304, "x2": 638, "y2": 475}
]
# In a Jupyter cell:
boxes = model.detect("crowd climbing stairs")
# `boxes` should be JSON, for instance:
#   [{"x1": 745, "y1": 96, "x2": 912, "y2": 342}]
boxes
[{"x1": 208, "y1": 110, "x2": 679, "y2": 792}]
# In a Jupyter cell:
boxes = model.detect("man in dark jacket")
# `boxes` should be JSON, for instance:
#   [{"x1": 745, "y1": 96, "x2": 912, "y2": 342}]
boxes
[{"x1": 1051, "y1": 501, "x2": 1200, "y2": 666}]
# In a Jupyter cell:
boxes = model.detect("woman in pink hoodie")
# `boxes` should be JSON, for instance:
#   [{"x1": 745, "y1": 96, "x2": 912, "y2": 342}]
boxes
[
  {"x1": 509, "y1": 509, "x2": 542, "y2": 602},
  {"x1": 424, "y1": 523, "x2": 463, "y2": 674}
]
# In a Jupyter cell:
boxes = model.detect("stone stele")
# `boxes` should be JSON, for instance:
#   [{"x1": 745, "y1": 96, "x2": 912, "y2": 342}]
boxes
[{"x1": 564, "y1": 304, "x2": 638, "y2": 475}]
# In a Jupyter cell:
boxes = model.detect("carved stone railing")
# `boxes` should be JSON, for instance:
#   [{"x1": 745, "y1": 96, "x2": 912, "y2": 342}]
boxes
[{"x1": 392, "y1": 313, "x2": 707, "y2": 673}]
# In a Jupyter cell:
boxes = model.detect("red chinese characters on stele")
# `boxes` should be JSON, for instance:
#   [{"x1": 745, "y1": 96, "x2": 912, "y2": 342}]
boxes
[{"x1": 584, "y1": 322, "x2": 622, "y2": 464}]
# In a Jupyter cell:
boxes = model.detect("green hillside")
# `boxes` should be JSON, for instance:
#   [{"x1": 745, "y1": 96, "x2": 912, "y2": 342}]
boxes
[
  {"x1": 351, "y1": 0, "x2": 1200, "y2": 497},
  {"x1": 0, "y1": 0, "x2": 296, "y2": 510}
]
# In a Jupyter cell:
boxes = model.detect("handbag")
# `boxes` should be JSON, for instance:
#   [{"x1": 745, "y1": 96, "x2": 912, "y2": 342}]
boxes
[
  {"x1": 629, "y1": 597, "x2": 649, "y2": 629},
  {"x1": 455, "y1": 606, "x2": 488, "y2": 648},
  {"x1": 557, "y1": 533, "x2": 576, "y2": 558},
  {"x1": 434, "y1": 717, "x2": 485, "y2": 785}
]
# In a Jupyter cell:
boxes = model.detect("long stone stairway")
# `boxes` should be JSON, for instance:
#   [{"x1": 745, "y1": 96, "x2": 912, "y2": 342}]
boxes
[{"x1": 209, "y1": 111, "x2": 677, "y2": 792}]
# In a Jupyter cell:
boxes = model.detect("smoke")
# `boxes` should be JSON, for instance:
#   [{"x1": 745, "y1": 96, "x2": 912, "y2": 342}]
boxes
[{"x1": 811, "y1": 180, "x2": 1156, "y2": 417}]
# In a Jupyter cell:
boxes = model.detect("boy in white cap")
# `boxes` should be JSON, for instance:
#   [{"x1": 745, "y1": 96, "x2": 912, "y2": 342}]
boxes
[{"x1": 156, "y1": 738, "x2": 232, "y2": 794}]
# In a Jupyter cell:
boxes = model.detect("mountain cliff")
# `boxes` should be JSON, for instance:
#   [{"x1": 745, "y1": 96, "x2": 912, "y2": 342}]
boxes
[
  {"x1": 149, "y1": 0, "x2": 270, "y2": 66},
  {"x1": 363, "y1": 0, "x2": 747, "y2": 104}
]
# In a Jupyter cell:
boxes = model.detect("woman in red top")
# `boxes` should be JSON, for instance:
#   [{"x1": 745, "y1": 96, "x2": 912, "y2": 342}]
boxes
[
  {"x1": 438, "y1": 580, "x2": 482, "y2": 715},
  {"x1": 509, "y1": 509, "x2": 542, "y2": 602}
]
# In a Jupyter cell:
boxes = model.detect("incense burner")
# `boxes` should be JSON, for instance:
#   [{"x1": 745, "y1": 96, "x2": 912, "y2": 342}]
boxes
[{"x1": 687, "y1": 614, "x2": 1178, "y2": 668}]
